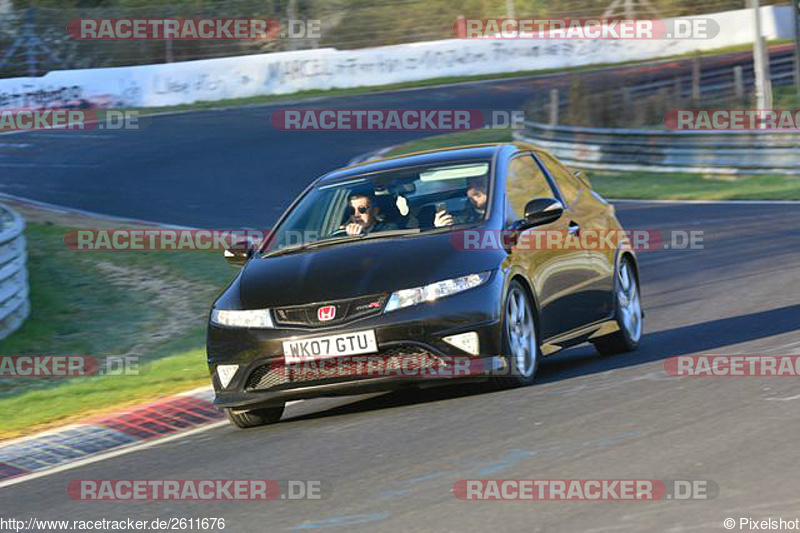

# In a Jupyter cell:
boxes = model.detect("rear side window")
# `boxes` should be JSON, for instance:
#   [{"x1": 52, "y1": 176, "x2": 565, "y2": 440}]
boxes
[
  {"x1": 535, "y1": 151, "x2": 584, "y2": 206},
  {"x1": 505, "y1": 154, "x2": 558, "y2": 219}
]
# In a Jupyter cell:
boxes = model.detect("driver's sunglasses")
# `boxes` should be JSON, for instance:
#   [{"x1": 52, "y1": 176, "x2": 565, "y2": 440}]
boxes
[{"x1": 356, "y1": 206, "x2": 370, "y2": 214}]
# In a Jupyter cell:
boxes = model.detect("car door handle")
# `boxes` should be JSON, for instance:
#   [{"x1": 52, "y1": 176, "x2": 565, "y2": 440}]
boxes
[{"x1": 568, "y1": 221, "x2": 580, "y2": 236}]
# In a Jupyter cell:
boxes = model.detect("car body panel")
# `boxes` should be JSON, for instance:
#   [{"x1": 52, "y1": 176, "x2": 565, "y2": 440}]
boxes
[
  {"x1": 207, "y1": 142, "x2": 636, "y2": 410},
  {"x1": 238, "y1": 232, "x2": 506, "y2": 308}
]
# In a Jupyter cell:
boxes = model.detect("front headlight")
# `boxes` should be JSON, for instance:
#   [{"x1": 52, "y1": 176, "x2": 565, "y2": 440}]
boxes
[
  {"x1": 210, "y1": 309, "x2": 274, "y2": 328},
  {"x1": 384, "y1": 271, "x2": 492, "y2": 313}
]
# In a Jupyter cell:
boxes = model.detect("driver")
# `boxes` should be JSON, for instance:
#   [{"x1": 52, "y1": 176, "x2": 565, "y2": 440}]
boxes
[
  {"x1": 345, "y1": 193, "x2": 398, "y2": 235},
  {"x1": 433, "y1": 177, "x2": 488, "y2": 227}
]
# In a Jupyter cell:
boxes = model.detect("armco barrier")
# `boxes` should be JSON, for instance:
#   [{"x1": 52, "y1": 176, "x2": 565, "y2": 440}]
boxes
[
  {"x1": 0, "y1": 204, "x2": 29, "y2": 341},
  {"x1": 514, "y1": 121, "x2": 800, "y2": 175}
]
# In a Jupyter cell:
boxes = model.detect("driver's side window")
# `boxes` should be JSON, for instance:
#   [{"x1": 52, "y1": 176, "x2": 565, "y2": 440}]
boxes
[{"x1": 505, "y1": 154, "x2": 558, "y2": 219}]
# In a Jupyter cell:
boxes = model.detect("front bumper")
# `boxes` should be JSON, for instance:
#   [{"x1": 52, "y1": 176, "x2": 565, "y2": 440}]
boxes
[{"x1": 207, "y1": 273, "x2": 504, "y2": 409}]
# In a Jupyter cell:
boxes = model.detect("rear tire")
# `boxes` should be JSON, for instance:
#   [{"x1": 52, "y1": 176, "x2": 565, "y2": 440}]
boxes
[
  {"x1": 592, "y1": 256, "x2": 643, "y2": 356},
  {"x1": 492, "y1": 280, "x2": 540, "y2": 387},
  {"x1": 225, "y1": 403, "x2": 285, "y2": 429}
]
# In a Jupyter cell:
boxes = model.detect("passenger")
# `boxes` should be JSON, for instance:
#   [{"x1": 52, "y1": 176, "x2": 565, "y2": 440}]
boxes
[{"x1": 433, "y1": 177, "x2": 489, "y2": 227}]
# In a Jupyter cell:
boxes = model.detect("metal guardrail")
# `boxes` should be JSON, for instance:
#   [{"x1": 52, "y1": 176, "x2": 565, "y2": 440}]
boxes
[
  {"x1": 0, "y1": 203, "x2": 29, "y2": 341},
  {"x1": 514, "y1": 121, "x2": 800, "y2": 175},
  {"x1": 622, "y1": 52, "x2": 798, "y2": 104},
  {"x1": 530, "y1": 47, "x2": 799, "y2": 120}
]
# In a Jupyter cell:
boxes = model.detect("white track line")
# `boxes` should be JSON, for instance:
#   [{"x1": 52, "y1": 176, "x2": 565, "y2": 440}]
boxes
[
  {"x1": 0, "y1": 387, "x2": 214, "y2": 450},
  {"x1": 765, "y1": 394, "x2": 800, "y2": 402},
  {"x1": 0, "y1": 191, "x2": 195, "y2": 229},
  {"x1": 610, "y1": 199, "x2": 800, "y2": 205},
  {"x1": 0, "y1": 421, "x2": 229, "y2": 490},
  {"x1": 0, "y1": 395, "x2": 303, "y2": 489}
]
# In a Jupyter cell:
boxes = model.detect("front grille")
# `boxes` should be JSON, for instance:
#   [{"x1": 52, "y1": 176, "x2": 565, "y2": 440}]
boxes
[
  {"x1": 246, "y1": 364, "x2": 288, "y2": 390},
  {"x1": 289, "y1": 344, "x2": 442, "y2": 383},
  {"x1": 378, "y1": 345, "x2": 437, "y2": 357},
  {"x1": 245, "y1": 344, "x2": 444, "y2": 390},
  {"x1": 272, "y1": 295, "x2": 387, "y2": 328}
]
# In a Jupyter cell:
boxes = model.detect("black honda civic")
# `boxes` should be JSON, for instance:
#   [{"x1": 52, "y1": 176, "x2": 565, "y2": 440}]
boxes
[{"x1": 207, "y1": 142, "x2": 643, "y2": 428}]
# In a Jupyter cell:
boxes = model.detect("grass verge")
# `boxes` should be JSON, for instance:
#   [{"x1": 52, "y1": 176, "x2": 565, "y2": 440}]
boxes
[
  {"x1": 0, "y1": 207, "x2": 235, "y2": 439},
  {"x1": 587, "y1": 172, "x2": 800, "y2": 201},
  {"x1": 0, "y1": 348, "x2": 210, "y2": 438},
  {"x1": 384, "y1": 128, "x2": 800, "y2": 201}
]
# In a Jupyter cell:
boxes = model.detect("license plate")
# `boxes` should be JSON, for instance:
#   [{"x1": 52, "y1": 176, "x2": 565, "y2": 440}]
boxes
[{"x1": 283, "y1": 330, "x2": 377, "y2": 364}]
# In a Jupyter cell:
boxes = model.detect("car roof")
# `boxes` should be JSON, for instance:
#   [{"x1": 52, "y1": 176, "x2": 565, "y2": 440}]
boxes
[{"x1": 318, "y1": 142, "x2": 536, "y2": 183}]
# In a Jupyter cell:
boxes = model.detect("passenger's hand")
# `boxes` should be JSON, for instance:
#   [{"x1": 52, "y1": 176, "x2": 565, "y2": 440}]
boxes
[
  {"x1": 345, "y1": 222, "x2": 364, "y2": 236},
  {"x1": 434, "y1": 211, "x2": 454, "y2": 228}
]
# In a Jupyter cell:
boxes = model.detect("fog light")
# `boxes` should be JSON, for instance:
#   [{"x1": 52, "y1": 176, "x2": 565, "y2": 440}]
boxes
[
  {"x1": 443, "y1": 332, "x2": 479, "y2": 355},
  {"x1": 216, "y1": 365, "x2": 239, "y2": 388}
]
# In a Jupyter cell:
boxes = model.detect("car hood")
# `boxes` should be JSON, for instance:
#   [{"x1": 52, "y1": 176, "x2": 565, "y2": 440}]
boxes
[{"x1": 238, "y1": 232, "x2": 504, "y2": 308}]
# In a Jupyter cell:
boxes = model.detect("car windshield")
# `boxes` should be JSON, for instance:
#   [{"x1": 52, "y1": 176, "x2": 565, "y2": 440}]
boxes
[{"x1": 263, "y1": 160, "x2": 492, "y2": 254}]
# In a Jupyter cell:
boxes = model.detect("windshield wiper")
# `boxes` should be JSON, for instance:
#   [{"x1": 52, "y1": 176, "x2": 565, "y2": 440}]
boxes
[
  {"x1": 261, "y1": 242, "x2": 308, "y2": 258},
  {"x1": 304, "y1": 228, "x2": 422, "y2": 248},
  {"x1": 350, "y1": 228, "x2": 421, "y2": 240},
  {"x1": 261, "y1": 229, "x2": 421, "y2": 258}
]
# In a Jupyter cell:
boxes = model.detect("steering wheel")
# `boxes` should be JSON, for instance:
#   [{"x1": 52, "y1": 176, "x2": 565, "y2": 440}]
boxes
[{"x1": 329, "y1": 227, "x2": 349, "y2": 237}]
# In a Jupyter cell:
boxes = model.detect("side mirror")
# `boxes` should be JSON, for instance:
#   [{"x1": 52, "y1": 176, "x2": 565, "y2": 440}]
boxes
[
  {"x1": 503, "y1": 198, "x2": 564, "y2": 251},
  {"x1": 224, "y1": 248, "x2": 251, "y2": 266},
  {"x1": 521, "y1": 198, "x2": 564, "y2": 229},
  {"x1": 224, "y1": 236, "x2": 259, "y2": 267}
]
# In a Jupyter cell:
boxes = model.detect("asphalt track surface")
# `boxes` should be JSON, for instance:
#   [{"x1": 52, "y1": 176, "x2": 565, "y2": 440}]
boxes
[
  {"x1": 0, "y1": 45, "x2": 794, "y2": 228},
  {"x1": 2, "y1": 201, "x2": 800, "y2": 531},
  {"x1": 2, "y1": 57, "x2": 800, "y2": 532}
]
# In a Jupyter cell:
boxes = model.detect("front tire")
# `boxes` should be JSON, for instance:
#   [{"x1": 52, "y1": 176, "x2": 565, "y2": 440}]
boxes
[
  {"x1": 225, "y1": 403, "x2": 285, "y2": 429},
  {"x1": 494, "y1": 280, "x2": 540, "y2": 387},
  {"x1": 592, "y1": 256, "x2": 643, "y2": 356}
]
